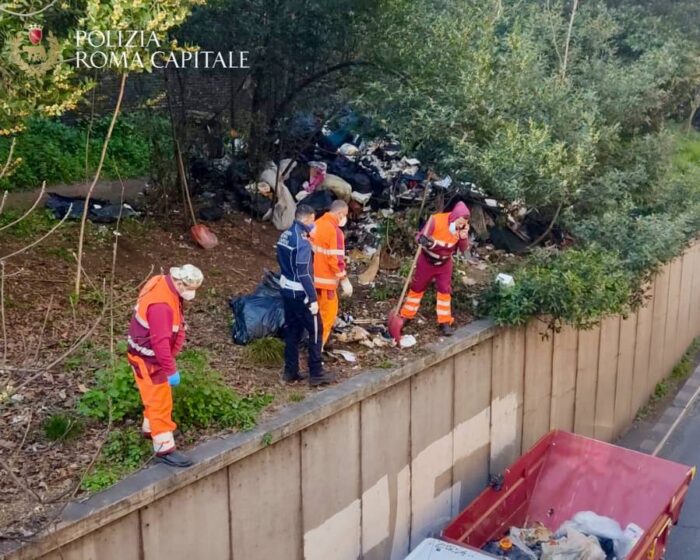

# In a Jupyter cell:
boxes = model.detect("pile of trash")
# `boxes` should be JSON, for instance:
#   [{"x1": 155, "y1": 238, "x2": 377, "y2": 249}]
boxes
[
  {"x1": 191, "y1": 115, "x2": 565, "y2": 256},
  {"x1": 481, "y1": 512, "x2": 644, "y2": 560}
]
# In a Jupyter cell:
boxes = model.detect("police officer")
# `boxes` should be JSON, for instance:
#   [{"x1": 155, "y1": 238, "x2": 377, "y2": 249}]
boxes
[{"x1": 276, "y1": 205, "x2": 335, "y2": 386}]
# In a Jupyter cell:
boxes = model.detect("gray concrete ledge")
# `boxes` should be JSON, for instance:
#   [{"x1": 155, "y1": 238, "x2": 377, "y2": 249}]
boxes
[
  {"x1": 636, "y1": 363, "x2": 700, "y2": 455},
  {"x1": 1, "y1": 320, "x2": 499, "y2": 560}
]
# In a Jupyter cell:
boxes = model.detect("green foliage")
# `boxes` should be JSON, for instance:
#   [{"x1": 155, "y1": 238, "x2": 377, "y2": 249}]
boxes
[
  {"x1": 241, "y1": 338, "x2": 285, "y2": 367},
  {"x1": 671, "y1": 338, "x2": 700, "y2": 381},
  {"x1": 261, "y1": 432, "x2": 273, "y2": 447},
  {"x1": 43, "y1": 413, "x2": 83, "y2": 441},
  {"x1": 0, "y1": 209, "x2": 60, "y2": 238},
  {"x1": 288, "y1": 392, "x2": 305, "y2": 403},
  {"x1": 78, "y1": 358, "x2": 141, "y2": 422},
  {"x1": 479, "y1": 247, "x2": 633, "y2": 330},
  {"x1": 81, "y1": 428, "x2": 152, "y2": 492},
  {"x1": 0, "y1": 114, "x2": 166, "y2": 191},
  {"x1": 78, "y1": 349, "x2": 273, "y2": 432}
]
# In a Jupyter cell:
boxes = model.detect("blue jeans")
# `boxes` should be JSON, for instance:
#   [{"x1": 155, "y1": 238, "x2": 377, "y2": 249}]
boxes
[{"x1": 282, "y1": 296, "x2": 323, "y2": 379}]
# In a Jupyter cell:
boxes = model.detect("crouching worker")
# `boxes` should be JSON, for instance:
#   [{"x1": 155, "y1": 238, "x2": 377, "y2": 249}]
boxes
[
  {"x1": 400, "y1": 202, "x2": 470, "y2": 336},
  {"x1": 127, "y1": 264, "x2": 204, "y2": 467},
  {"x1": 277, "y1": 205, "x2": 335, "y2": 386}
]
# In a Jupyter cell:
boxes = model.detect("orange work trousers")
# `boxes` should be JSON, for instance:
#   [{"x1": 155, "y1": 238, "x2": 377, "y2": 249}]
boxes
[
  {"x1": 317, "y1": 289, "x2": 339, "y2": 346},
  {"x1": 127, "y1": 354, "x2": 176, "y2": 437}
]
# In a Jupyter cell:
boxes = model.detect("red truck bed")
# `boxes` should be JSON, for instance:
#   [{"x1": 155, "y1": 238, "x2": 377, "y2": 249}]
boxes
[{"x1": 442, "y1": 431, "x2": 695, "y2": 560}]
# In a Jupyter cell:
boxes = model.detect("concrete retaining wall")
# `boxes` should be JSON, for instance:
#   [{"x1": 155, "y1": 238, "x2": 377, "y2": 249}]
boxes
[{"x1": 3, "y1": 243, "x2": 700, "y2": 560}]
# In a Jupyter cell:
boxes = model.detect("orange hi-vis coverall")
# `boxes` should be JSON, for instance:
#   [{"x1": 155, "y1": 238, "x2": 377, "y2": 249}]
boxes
[
  {"x1": 126, "y1": 275, "x2": 185, "y2": 456},
  {"x1": 310, "y1": 212, "x2": 347, "y2": 344},
  {"x1": 400, "y1": 209, "x2": 469, "y2": 325}
]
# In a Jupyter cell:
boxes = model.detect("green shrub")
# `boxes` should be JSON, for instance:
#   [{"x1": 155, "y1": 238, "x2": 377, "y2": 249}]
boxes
[
  {"x1": 0, "y1": 113, "x2": 168, "y2": 191},
  {"x1": 78, "y1": 349, "x2": 273, "y2": 432},
  {"x1": 0, "y1": 209, "x2": 61, "y2": 238},
  {"x1": 77, "y1": 358, "x2": 142, "y2": 422},
  {"x1": 479, "y1": 247, "x2": 633, "y2": 330},
  {"x1": 81, "y1": 428, "x2": 152, "y2": 492},
  {"x1": 43, "y1": 413, "x2": 83, "y2": 441},
  {"x1": 241, "y1": 337, "x2": 285, "y2": 367}
]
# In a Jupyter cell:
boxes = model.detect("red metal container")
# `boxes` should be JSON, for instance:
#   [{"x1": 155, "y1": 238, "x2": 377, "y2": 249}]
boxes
[{"x1": 442, "y1": 431, "x2": 695, "y2": 560}]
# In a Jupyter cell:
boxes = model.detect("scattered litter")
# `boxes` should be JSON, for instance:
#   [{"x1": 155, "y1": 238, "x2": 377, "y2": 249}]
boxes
[
  {"x1": 400, "y1": 334, "x2": 417, "y2": 348},
  {"x1": 358, "y1": 247, "x2": 381, "y2": 285},
  {"x1": 434, "y1": 175, "x2": 453, "y2": 189},
  {"x1": 335, "y1": 326, "x2": 371, "y2": 343},
  {"x1": 331, "y1": 349, "x2": 357, "y2": 363},
  {"x1": 481, "y1": 511, "x2": 642, "y2": 560},
  {"x1": 496, "y1": 273, "x2": 515, "y2": 288}
]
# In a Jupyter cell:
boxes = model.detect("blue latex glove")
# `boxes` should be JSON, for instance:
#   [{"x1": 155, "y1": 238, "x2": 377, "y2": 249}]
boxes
[{"x1": 168, "y1": 371, "x2": 181, "y2": 386}]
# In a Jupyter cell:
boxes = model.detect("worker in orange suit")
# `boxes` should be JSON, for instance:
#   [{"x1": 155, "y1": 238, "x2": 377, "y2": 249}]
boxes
[
  {"x1": 310, "y1": 200, "x2": 352, "y2": 347},
  {"x1": 126, "y1": 264, "x2": 203, "y2": 467},
  {"x1": 400, "y1": 202, "x2": 470, "y2": 336}
]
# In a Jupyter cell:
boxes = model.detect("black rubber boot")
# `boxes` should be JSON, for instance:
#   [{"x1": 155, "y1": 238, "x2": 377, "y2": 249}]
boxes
[
  {"x1": 156, "y1": 450, "x2": 193, "y2": 468},
  {"x1": 281, "y1": 370, "x2": 307, "y2": 383},
  {"x1": 309, "y1": 372, "x2": 336, "y2": 387},
  {"x1": 439, "y1": 323, "x2": 455, "y2": 337}
]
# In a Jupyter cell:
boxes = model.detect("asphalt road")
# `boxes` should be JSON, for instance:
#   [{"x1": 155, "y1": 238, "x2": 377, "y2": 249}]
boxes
[{"x1": 657, "y1": 397, "x2": 700, "y2": 559}]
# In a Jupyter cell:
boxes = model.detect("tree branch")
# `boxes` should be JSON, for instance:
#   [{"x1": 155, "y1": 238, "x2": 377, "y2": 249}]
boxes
[{"x1": 75, "y1": 73, "x2": 128, "y2": 297}]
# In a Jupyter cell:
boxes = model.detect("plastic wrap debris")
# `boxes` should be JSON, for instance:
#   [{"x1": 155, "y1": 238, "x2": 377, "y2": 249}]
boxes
[
  {"x1": 481, "y1": 511, "x2": 641, "y2": 560},
  {"x1": 541, "y1": 528, "x2": 605, "y2": 560},
  {"x1": 338, "y1": 143, "x2": 360, "y2": 157},
  {"x1": 496, "y1": 273, "x2": 515, "y2": 288},
  {"x1": 330, "y1": 349, "x2": 357, "y2": 362},
  {"x1": 45, "y1": 193, "x2": 138, "y2": 223},
  {"x1": 557, "y1": 512, "x2": 639, "y2": 559},
  {"x1": 400, "y1": 334, "x2": 417, "y2": 348},
  {"x1": 229, "y1": 271, "x2": 285, "y2": 345},
  {"x1": 351, "y1": 190, "x2": 373, "y2": 205},
  {"x1": 434, "y1": 175, "x2": 453, "y2": 189},
  {"x1": 405, "y1": 538, "x2": 495, "y2": 559}
]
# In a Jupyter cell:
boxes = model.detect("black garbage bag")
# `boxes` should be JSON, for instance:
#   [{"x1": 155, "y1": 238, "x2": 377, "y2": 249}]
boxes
[
  {"x1": 303, "y1": 189, "x2": 334, "y2": 216},
  {"x1": 229, "y1": 271, "x2": 286, "y2": 345},
  {"x1": 45, "y1": 193, "x2": 138, "y2": 223}
]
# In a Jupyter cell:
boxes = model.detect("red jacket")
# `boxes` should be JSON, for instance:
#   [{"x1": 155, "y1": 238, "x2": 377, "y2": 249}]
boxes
[{"x1": 127, "y1": 275, "x2": 185, "y2": 375}]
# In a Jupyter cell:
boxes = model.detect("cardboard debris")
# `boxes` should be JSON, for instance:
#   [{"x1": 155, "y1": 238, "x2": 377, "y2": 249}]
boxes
[{"x1": 358, "y1": 246, "x2": 381, "y2": 285}]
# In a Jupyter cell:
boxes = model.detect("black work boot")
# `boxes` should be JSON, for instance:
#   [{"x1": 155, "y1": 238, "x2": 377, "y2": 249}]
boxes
[
  {"x1": 309, "y1": 372, "x2": 336, "y2": 387},
  {"x1": 439, "y1": 323, "x2": 455, "y2": 337},
  {"x1": 281, "y1": 370, "x2": 307, "y2": 383},
  {"x1": 156, "y1": 450, "x2": 193, "y2": 468}
]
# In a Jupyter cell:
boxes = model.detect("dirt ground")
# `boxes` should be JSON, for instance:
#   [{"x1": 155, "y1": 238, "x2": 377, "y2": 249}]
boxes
[{"x1": 0, "y1": 203, "x2": 497, "y2": 539}]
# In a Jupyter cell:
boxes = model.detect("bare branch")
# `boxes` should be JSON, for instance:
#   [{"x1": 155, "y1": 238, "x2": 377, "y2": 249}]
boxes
[
  {"x1": 1, "y1": 262, "x2": 6, "y2": 365},
  {"x1": 0, "y1": 457, "x2": 43, "y2": 503},
  {"x1": 75, "y1": 73, "x2": 129, "y2": 297},
  {"x1": 560, "y1": 0, "x2": 579, "y2": 81},
  {"x1": 33, "y1": 295, "x2": 55, "y2": 364},
  {"x1": 0, "y1": 183, "x2": 46, "y2": 233},
  {"x1": 0, "y1": 137, "x2": 16, "y2": 181},
  {"x1": 0, "y1": 191, "x2": 8, "y2": 215},
  {"x1": 10, "y1": 409, "x2": 33, "y2": 466}
]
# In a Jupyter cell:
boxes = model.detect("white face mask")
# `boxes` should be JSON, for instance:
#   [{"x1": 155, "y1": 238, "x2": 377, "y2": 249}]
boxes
[
  {"x1": 181, "y1": 289, "x2": 196, "y2": 301},
  {"x1": 449, "y1": 222, "x2": 458, "y2": 235},
  {"x1": 339, "y1": 216, "x2": 348, "y2": 228}
]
